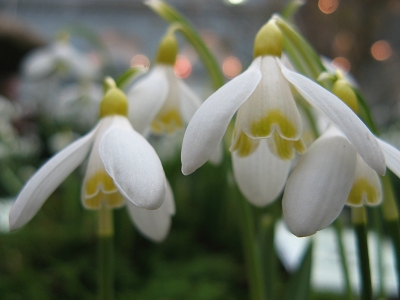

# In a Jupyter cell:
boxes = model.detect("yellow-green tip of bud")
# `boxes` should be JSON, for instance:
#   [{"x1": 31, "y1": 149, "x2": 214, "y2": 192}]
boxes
[
  {"x1": 156, "y1": 32, "x2": 178, "y2": 65},
  {"x1": 99, "y1": 84, "x2": 128, "y2": 118},
  {"x1": 332, "y1": 79, "x2": 358, "y2": 113},
  {"x1": 253, "y1": 20, "x2": 283, "y2": 58}
]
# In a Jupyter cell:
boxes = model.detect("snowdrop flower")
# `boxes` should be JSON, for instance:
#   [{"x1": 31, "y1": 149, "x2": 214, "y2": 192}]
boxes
[
  {"x1": 23, "y1": 35, "x2": 99, "y2": 80},
  {"x1": 181, "y1": 18, "x2": 385, "y2": 209},
  {"x1": 127, "y1": 28, "x2": 202, "y2": 137},
  {"x1": 9, "y1": 79, "x2": 173, "y2": 242},
  {"x1": 282, "y1": 125, "x2": 382, "y2": 237}
]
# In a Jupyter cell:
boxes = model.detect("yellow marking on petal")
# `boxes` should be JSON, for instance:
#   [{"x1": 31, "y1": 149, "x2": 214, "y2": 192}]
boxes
[
  {"x1": 271, "y1": 132, "x2": 306, "y2": 160},
  {"x1": 83, "y1": 170, "x2": 125, "y2": 209},
  {"x1": 347, "y1": 178, "x2": 379, "y2": 206},
  {"x1": 230, "y1": 131, "x2": 260, "y2": 157},
  {"x1": 250, "y1": 109, "x2": 297, "y2": 139},
  {"x1": 151, "y1": 109, "x2": 183, "y2": 134}
]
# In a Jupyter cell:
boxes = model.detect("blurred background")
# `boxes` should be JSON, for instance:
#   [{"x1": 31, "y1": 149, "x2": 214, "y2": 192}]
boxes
[{"x1": 0, "y1": 0, "x2": 399, "y2": 299}]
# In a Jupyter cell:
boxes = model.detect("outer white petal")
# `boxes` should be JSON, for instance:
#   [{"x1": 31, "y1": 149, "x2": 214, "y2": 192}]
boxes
[
  {"x1": 181, "y1": 57, "x2": 262, "y2": 175},
  {"x1": 127, "y1": 66, "x2": 169, "y2": 135},
  {"x1": 99, "y1": 117, "x2": 166, "y2": 209},
  {"x1": 377, "y1": 138, "x2": 400, "y2": 178},
  {"x1": 126, "y1": 179, "x2": 174, "y2": 242},
  {"x1": 283, "y1": 128, "x2": 357, "y2": 237},
  {"x1": 238, "y1": 56, "x2": 302, "y2": 140},
  {"x1": 9, "y1": 124, "x2": 99, "y2": 230},
  {"x1": 280, "y1": 62, "x2": 386, "y2": 175},
  {"x1": 232, "y1": 139, "x2": 291, "y2": 206}
]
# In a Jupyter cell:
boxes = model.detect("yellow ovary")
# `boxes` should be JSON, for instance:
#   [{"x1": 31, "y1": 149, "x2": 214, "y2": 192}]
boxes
[
  {"x1": 230, "y1": 131, "x2": 260, "y2": 157},
  {"x1": 151, "y1": 109, "x2": 183, "y2": 134},
  {"x1": 271, "y1": 132, "x2": 306, "y2": 160},
  {"x1": 84, "y1": 170, "x2": 125, "y2": 209},
  {"x1": 347, "y1": 178, "x2": 379, "y2": 206},
  {"x1": 250, "y1": 109, "x2": 297, "y2": 139}
]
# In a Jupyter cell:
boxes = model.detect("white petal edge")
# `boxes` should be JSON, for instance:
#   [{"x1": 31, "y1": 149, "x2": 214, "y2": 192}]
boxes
[
  {"x1": 99, "y1": 118, "x2": 166, "y2": 210},
  {"x1": 283, "y1": 128, "x2": 357, "y2": 237},
  {"x1": 279, "y1": 62, "x2": 386, "y2": 175},
  {"x1": 127, "y1": 65, "x2": 169, "y2": 135},
  {"x1": 9, "y1": 124, "x2": 99, "y2": 230},
  {"x1": 377, "y1": 138, "x2": 400, "y2": 178},
  {"x1": 181, "y1": 57, "x2": 262, "y2": 175},
  {"x1": 232, "y1": 139, "x2": 291, "y2": 206},
  {"x1": 126, "y1": 179, "x2": 174, "y2": 242}
]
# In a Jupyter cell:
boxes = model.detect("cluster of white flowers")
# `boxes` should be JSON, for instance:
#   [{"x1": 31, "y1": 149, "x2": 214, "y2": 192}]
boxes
[{"x1": 9, "y1": 15, "x2": 400, "y2": 244}]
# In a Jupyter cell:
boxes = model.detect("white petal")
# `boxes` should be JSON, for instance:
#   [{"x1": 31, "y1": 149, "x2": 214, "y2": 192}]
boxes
[
  {"x1": 378, "y1": 138, "x2": 400, "y2": 179},
  {"x1": 126, "y1": 179, "x2": 174, "y2": 242},
  {"x1": 9, "y1": 124, "x2": 98, "y2": 230},
  {"x1": 280, "y1": 62, "x2": 386, "y2": 175},
  {"x1": 177, "y1": 79, "x2": 202, "y2": 124},
  {"x1": 181, "y1": 57, "x2": 262, "y2": 175},
  {"x1": 99, "y1": 117, "x2": 166, "y2": 209},
  {"x1": 283, "y1": 128, "x2": 357, "y2": 237},
  {"x1": 81, "y1": 117, "x2": 125, "y2": 208},
  {"x1": 232, "y1": 139, "x2": 291, "y2": 206},
  {"x1": 346, "y1": 155, "x2": 382, "y2": 206},
  {"x1": 238, "y1": 56, "x2": 302, "y2": 140},
  {"x1": 208, "y1": 143, "x2": 223, "y2": 166},
  {"x1": 127, "y1": 66, "x2": 169, "y2": 135}
]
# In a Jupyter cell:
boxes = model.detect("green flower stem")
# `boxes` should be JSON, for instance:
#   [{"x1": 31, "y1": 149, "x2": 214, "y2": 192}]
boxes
[
  {"x1": 352, "y1": 207, "x2": 373, "y2": 300},
  {"x1": 281, "y1": 0, "x2": 305, "y2": 20},
  {"x1": 236, "y1": 194, "x2": 267, "y2": 300},
  {"x1": 259, "y1": 207, "x2": 279, "y2": 300},
  {"x1": 381, "y1": 175, "x2": 400, "y2": 296},
  {"x1": 98, "y1": 206, "x2": 114, "y2": 300},
  {"x1": 273, "y1": 15, "x2": 325, "y2": 80},
  {"x1": 145, "y1": 0, "x2": 224, "y2": 90},
  {"x1": 333, "y1": 218, "x2": 354, "y2": 300}
]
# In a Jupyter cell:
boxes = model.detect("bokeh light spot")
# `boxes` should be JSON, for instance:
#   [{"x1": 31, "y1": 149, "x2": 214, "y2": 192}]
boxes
[
  {"x1": 222, "y1": 56, "x2": 242, "y2": 79},
  {"x1": 331, "y1": 57, "x2": 351, "y2": 74},
  {"x1": 371, "y1": 40, "x2": 392, "y2": 61},
  {"x1": 318, "y1": 0, "x2": 339, "y2": 14},
  {"x1": 174, "y1": 55, "x2": 192, "y2": 78},
  {"x1": 130, "y1": 54, "x2": 150, "y2": 70}
]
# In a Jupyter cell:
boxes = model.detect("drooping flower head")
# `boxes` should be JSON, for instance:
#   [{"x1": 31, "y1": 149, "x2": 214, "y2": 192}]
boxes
[
  {"x1": 9, "y1": 77, "x2": 174, "y2": 242},
  {"x1": 181, "y1": 15, "x2": 388, "y2": 239},
  {"x1": 127, "y1": 27, "x2": 202, "y2": 138}
]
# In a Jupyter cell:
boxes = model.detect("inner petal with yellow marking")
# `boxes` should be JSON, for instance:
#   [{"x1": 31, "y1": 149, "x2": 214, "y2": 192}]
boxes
[
  {"x1": 347, "y1": 178, "x2": 380, "y2": 206},
  {"x1": 230, "y1": 130, "x2": 260, "y2": 157},
  {"x1": 151, "y1": 109, "x2": 183, "y2": 134},
  {"x1": 267, "y1": 132, "x2": 306, "y2": 160},
  {"x1": 250, "y1": 109, "x2": 298, "y2": 139},
  {"x1": 83, "y1": 170, "x2": 125, "y2": 209}
]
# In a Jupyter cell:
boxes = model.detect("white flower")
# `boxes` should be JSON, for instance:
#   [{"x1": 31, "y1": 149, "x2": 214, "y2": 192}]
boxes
[
  {"x1": 23, "y1": 39, "x2": 99, "y2": 80},
  {"x1": 181, "y1": 19, "x2": 385, "y2": 212},
  {"x1": 282, "y1": 124, "x2": 400, "y2": 237},
  {"x1": 127, "y1": 64, "x2": 202, "y2": 137},
  {"x1": 9, "y1": 85, "x2": 173, "y2": 242}
]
